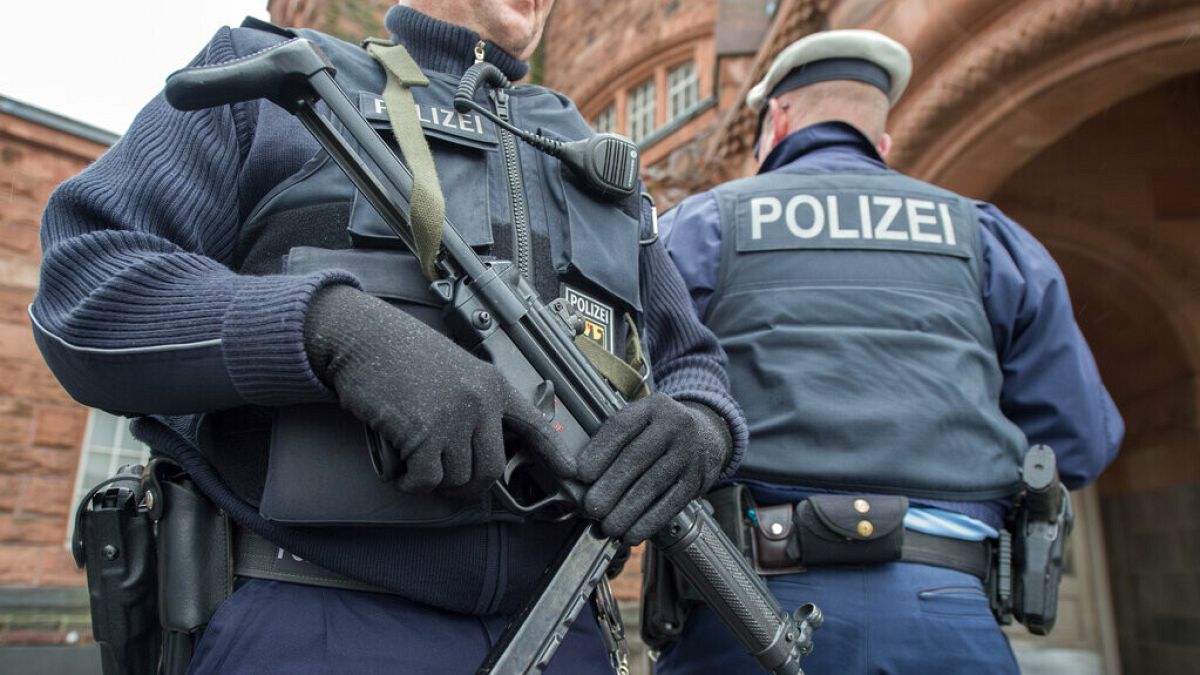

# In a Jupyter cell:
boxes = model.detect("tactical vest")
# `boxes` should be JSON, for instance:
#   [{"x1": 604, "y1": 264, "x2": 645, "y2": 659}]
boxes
[
  {"x1": 705, "y1": 169, "x2": 1027, "y2": 500},
  {"x1": 212, "y1": 28, "x2": 645, "y2": 526}
]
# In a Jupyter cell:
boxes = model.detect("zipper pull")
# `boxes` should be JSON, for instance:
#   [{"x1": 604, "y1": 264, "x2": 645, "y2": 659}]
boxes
[{"x1": 474, "y1": 40, "x2": 485, "y2": 65}]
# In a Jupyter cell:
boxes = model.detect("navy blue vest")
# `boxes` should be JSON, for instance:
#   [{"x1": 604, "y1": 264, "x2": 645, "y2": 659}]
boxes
[
  {"x1": 222, "y1": 29, "x2": 646, "y2": 526},
  {"x1": 706, "y1": 169, "x2": 1026, "y2": 500}
]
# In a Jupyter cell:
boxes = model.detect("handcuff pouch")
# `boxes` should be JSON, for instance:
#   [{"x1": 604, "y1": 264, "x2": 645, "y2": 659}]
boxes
[{"x1": 792, "y1": 494, "x2": 907, "y2": 566}]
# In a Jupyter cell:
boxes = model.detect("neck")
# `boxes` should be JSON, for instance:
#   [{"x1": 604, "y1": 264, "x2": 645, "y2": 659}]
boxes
[{"x1": 385, "y1": 6, "x2": 529, "y2": 81}]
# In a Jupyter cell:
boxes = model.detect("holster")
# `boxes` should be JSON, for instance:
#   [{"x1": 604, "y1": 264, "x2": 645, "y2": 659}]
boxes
[
  {"x1": 73, "y1": 464, "x2": 159, "y2": 675},
  {"x1": 144, "y1": 458, "x2": 234, "y2": 675}
]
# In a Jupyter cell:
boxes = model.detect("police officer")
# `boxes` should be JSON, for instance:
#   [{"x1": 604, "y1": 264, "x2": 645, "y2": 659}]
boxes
[
  {"x1": 656, "y1": 30, "x2": 1122, "y2": 673},
  {"x1": 32, "y1": 1, "x2": 746, "y2": 672}
]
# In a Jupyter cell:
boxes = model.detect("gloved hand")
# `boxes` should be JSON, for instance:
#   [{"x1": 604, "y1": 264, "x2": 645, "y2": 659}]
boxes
[
  {"x1": 577, "y1": 393, "x2": 732, "y2": 544},
  {"x1": 303, "y1": 285, "x2": 565, "y2": 498}
]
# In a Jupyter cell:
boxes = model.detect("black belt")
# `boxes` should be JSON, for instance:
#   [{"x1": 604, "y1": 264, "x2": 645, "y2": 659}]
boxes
[
  {"x1": 233, "y1": 526, "x2": 395, "y2": 595},
  {"x1": 707, "y1": 487, "x2": 994, "y2": 581},
  {"x1": 899, "y1": 529, "x2": 991, "y2": 580}
]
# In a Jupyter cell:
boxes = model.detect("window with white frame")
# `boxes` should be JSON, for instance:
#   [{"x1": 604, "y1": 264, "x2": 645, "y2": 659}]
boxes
[
  {"x1": 66, "y1": 410, "x2": 150, "y2": 543},
  {"x1": 594, "y1": 104, "x2": 616, "y2": 135},
  {"x1": 627, "y1": 78, "x2": 657, "y2": 144},
  {"x1": 667, "y1": 62, "x2": 699, "y2": 122}
]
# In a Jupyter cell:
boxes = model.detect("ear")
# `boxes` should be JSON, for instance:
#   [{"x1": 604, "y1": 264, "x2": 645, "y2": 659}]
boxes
[
  {"x1": 756, "y1": 99, "x2": 789, "y2": 166},
  {"x1": 769, "y1": 98, "x2": 790, "y2": 149},
  {"x1": 876, "y1": 132, "x2": 893, "y2": 159}
]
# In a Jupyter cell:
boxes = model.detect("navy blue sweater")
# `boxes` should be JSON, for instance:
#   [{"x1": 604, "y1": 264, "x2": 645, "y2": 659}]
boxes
[{"x1": 33, "y1": 7, "x2": 746, "y2": 615}]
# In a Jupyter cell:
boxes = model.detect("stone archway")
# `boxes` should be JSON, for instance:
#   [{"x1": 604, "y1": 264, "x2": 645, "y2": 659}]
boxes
[
  {"x1": 872, "y1": 3, "x2": 1200, "y2": 671},
  {"x1": 987, "y1": 68, "x2": 1200, "y2": 674},
  {"x1": 888, "y1": 2, "x2": 1200, "y2": 198}
]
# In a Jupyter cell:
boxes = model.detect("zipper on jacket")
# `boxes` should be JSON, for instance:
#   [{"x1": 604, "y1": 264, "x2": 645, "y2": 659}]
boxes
[{"x1": 492, "y1": 88, "x2": 533, "y2": 280}]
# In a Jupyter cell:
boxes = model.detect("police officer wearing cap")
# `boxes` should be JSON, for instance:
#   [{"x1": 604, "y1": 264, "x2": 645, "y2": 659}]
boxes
[
  {"x1": 656, "y1": 30, "x2": 1122, "y2": 673},
  {"x1": 32, "y1": 1, "x2": 747, "y2": 672}
]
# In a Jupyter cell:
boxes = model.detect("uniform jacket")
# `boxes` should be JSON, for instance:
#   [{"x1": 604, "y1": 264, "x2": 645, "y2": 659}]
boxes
[
  {"x1": 32, "y1": 7, "x2": 747, "y2": 615},
  {"x1": 663, "y1": 122, "x2": 1122, "y2": 522}
]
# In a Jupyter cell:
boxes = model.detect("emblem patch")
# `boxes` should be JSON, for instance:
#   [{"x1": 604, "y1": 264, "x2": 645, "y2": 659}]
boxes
[{"x1": 564, "y1": 286, "x2": 614, "y2": 354}]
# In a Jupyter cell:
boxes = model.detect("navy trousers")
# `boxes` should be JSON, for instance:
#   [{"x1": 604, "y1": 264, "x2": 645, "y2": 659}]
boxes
[
  {"x1": 186, "y1": 580, "x2": 613, "y2": 674},
  {"x1": 655, "y1": 562, "x2": 1020, "y2": 675}
]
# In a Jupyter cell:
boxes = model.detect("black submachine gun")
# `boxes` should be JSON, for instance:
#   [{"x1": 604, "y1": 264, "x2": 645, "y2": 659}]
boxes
[{"x1": 164, "y1": 38, "x2": 821, "y2": 674}]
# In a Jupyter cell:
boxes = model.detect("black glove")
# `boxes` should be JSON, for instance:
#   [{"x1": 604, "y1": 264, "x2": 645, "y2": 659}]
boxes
[
  {"x1": 576, "y1": 393, "x2": 732, "y2": 544},
  {"x1": 303, "y1": 285, "x2": 565, "y2": 498}
]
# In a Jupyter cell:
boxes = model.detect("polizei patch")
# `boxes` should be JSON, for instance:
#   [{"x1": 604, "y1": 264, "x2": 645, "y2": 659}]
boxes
[{"x1": 564, "y1": 286, "x2": 614, "y2": 353}]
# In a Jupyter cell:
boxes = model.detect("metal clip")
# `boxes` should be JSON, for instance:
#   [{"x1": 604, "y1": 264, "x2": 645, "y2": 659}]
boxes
[{"x1": 639, "y1": 191, "x2": 659, "y2": 246}]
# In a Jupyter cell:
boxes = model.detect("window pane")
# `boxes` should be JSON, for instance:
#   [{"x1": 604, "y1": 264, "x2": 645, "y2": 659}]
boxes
[
  {"x1": 83, "y1": 451, "x2": 110, "y2": 491},
  {"x1": 89, "y1": 411, "x2": 117, "y2": 446},
  {"x1": 627, "y1": 79, "x2": 656, "y2": 144},
  {"x1": 667, "y1": 62, "x2": 699, "y2": 122},
  {"x1": 117, "y1": 421, "x2": 142, "y2": 451},
  {"x1": 594, "y1": 105, "x2": 616, "y2": 135}
]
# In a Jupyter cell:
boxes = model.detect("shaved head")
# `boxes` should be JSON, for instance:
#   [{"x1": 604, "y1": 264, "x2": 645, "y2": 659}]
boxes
[{"x1": 778, "y1": 80, "x2": 890, "y2": 142}]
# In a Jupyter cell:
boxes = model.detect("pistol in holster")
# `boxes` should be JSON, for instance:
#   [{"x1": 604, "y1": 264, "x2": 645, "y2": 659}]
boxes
[
  {"x1": 73, "y1": 463, "x2": 159, "y2": 675},
  {"x1": 74, "y1": 457, "x2": 233, "y2": 675},
  {"x1": 991, "y1": 444, "x2": 1074, "y2": 635}
]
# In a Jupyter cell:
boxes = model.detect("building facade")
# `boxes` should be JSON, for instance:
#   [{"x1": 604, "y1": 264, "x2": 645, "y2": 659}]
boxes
[{"x1": 0, "y1": 96, "x2": 118, "y2": 671}]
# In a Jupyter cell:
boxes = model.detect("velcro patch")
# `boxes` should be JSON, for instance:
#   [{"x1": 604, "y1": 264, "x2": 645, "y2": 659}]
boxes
[
  {"x1": 736, "y1": 189, "x2": 971, "y2": 259},
  {"x1": 564, "y1": 285, "x2": 614, "y2": 354},
  {"x1": 359, "y1": 92, "x2": 497, "y2": 147}
]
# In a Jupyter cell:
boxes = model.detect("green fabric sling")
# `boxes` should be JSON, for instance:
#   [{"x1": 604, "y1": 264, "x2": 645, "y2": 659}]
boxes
[{"x1": 366, "y1": 40, "x2": 445, "y2": 280}]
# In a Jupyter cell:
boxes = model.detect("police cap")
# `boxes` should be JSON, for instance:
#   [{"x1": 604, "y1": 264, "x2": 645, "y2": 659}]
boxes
[{"x1": 746, "y1": 29, "x2": 912, "y2": 112}]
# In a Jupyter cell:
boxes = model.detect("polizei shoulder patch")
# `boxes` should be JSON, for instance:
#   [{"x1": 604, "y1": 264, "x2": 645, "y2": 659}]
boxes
[{"x1": 564, "y1": 285, "x2": 614, "y2": 354}]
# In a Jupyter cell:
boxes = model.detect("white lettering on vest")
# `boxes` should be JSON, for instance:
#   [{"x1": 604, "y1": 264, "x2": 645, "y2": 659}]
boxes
[
  {"x1": 750, "y1": 197, "x2": 782, "y2": 240},
  {"x1": 873, "y1": 196, "x2": 906, "y2": 240},
  {"x1": 785, "y1": 195, "x2": 824, "y2": 239},
  {"x1": 906, "y1": 199, "x2": 942, "y2": 244},
  {"x1": 939, "y1": 203, "x2": 958, "y2": 246},
  {"x1": 858, "y1": 195, "x2": 873, "y2": 239},
  {"x1": 829, "y1": 194, "x2": 857, "y2": 239},
  {"x1": 415, "y1": 103, "x2": 433, "y2": 124},
  {"x1": 458, "y1": 113, "x2": 479, "y2": 134},
  {"x1": 374, "y1": 97, "x2": 387, "y2": 116}
]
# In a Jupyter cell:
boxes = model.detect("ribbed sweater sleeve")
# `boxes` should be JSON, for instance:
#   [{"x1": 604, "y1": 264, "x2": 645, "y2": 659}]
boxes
[
  {"x1": 640, "y1": 231, "x2": 748, "y2": 478},
  {"x1": 31, "y1": 27, "x2": 359, "y2": 415}
]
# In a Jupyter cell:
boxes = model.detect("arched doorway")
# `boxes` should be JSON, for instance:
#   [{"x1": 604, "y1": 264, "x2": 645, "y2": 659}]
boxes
[
  {"x1": 990, "y1": 72, "x2": 1200, "y2": 673},
  {"x1": 877, "y1": 2, "x2": 1200, "y2": 670}
]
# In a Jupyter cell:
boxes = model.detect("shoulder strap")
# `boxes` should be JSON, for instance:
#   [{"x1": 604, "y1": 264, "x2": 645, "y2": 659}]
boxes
[{"x1": 364, "y1": 39, "x2": 446, "y2": 280}]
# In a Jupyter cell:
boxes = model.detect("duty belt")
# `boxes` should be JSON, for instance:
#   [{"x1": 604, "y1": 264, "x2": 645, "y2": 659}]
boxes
[{"x1": 706, "y1": 486, "x2": 992, "y2": 580}]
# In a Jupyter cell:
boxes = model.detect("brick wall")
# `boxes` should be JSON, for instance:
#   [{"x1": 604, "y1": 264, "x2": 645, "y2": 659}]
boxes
[{"x1": 0, "y1": 106, "x2": 111, "y2": 648}]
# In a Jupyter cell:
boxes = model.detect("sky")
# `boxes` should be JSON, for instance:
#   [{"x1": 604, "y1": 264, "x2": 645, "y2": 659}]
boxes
[{"x1": 0, "y1": 1, "x2": 272, "y2": 135}]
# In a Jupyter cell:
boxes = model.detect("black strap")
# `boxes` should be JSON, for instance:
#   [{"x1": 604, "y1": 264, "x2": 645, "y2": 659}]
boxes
[
  {"x1": 901, "y1": 530, "x2": 991, "y2": 580},
  {"x1": 232, "y1": 526, "x2": 395, "y2": 595}
]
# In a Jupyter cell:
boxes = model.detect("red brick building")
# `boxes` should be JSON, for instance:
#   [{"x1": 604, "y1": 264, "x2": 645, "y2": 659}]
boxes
[{"x1": 0, "y1": 96, "x2": 118, "y2": 671}]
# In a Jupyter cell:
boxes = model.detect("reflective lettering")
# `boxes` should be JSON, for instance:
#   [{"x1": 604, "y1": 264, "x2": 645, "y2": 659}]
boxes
[
  {"x1": 906, "y1": 199, "x2": 942, "y2": 243},
  {"x1": 458, "y1": 113, "x2": 479, "y2": 134},
  {"x1": 415, "y1": 104, "x2": 433, "y2": 124},
  {"x1": 939, "y1": 203, "x2": 957, "y2": 246},
  {"x1": 829, "y1": 194, "x2": 857, "y2": 239},
  {"x1": 786, "y1": 195, "x2": 824, "y2": 238},
  {"x1": 373, "y1": 97, "x2": 387, "y2": 115},
  {"x1": 750, "y1": 197, "x2": 782, "y2": 240},
  {"x1": 873, "y1": 196, "x2": 907, "y2": 240},
  {"x1": 441, "y1": 108, "x2": 458, "y2": 129},
  {"x1": 859, "y1": 195, "x2": 873, "y2": 239}
]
